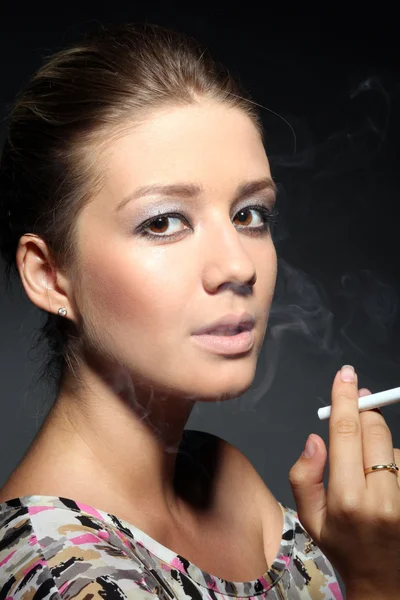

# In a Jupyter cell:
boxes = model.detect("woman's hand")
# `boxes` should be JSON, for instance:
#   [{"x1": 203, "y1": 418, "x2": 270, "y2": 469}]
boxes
[{"x1": 288, "y1": 365, "x2": 400, "y2": 597}]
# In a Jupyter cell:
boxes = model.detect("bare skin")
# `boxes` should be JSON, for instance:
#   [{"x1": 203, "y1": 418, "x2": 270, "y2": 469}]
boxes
[{"x1": 0, "y1": 98, "x2": 281, "y2": 581}]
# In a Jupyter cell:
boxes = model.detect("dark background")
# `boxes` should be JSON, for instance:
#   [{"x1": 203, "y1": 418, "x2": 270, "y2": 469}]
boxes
[{"x1": 1, "y1": 5, "x2": 400, "y2": 595}]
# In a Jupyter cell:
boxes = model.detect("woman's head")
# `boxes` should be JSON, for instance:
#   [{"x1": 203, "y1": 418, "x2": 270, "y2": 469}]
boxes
[{"x1": 0, "y1": 22, "x2": 277, "y2": 401}]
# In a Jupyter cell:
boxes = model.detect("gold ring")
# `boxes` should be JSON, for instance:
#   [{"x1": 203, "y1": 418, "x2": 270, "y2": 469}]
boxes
[{"x1": 364, "y1": 462, "x2": 399, "y2": 475}]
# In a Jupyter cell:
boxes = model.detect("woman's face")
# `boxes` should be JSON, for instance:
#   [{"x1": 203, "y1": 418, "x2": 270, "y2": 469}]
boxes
[{"x1": 74, "y1": 99, "x2": 277, "y2": 402}]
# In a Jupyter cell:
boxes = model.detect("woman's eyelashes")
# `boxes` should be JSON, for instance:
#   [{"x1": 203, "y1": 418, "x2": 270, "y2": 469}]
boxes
[{"x1": 136, "y1": 202, "x2": 278, "y2": 241}]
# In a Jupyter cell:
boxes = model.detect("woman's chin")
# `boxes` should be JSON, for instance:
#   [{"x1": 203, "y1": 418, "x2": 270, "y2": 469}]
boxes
[{"x1": 193, "y1": 376, "x2": 256, "y2": 403}]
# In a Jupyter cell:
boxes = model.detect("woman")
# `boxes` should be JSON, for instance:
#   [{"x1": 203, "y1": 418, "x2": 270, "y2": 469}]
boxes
[{"x1": 0, "y1": 22, "x2": 399, "y2": 599}]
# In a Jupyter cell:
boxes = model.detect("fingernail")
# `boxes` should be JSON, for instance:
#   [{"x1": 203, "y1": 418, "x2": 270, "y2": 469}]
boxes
[
  {"x1": 340, "y1": 364, "x2": 355, "y2": 382},
  {"x1": 303, "y1": 435, "x2": 316, "y2": 458}
]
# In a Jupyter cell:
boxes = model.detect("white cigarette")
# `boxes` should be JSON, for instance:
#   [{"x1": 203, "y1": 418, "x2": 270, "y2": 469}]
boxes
[{"x1": 318, "y1": 386, "x2": 400, "y2": 420}]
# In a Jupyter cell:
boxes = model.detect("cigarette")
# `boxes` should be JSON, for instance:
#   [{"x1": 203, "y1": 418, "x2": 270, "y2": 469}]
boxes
[{"x1": 318, "y1": 386, "x2": 400, "y2": 420}]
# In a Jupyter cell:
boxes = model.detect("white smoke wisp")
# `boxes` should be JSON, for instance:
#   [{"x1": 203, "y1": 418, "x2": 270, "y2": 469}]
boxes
[
  {"x1": 244, "y1": 258, "x2": 341, "y2": 411},
  {"x1": 243, "y1": 261, "x2": 400, "y2": 414},
  {"x1": 338, "y1": 269, "x2": 399, "y2": 363},
  {"x1": 268, "y1": 75, "x2": 391, "y2": 174}
]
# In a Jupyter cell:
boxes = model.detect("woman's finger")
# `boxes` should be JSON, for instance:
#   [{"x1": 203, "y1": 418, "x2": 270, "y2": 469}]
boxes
[
  {"x1": 328, "y1": 366, "x2": 365, "y2": 504},
  {"x1": 358, "y1": 388, "x2": 382, "y2": 414},
  {"x1": 358, "y1": 388, "x2": 398, "y2": 495},
  {"x1": 395, "y1": 449, "x2": 400, "y2": 486}
]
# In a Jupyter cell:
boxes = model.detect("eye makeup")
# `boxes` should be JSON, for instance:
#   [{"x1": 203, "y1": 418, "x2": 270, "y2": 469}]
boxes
[{"x1": 135, "y1": 202, "x2": 278, "y2": 241}]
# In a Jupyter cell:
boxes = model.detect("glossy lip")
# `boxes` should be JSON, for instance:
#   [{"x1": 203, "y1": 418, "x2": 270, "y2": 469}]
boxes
[{"x1": 192, "y1": 312, "x2": 255, "y2": 335}]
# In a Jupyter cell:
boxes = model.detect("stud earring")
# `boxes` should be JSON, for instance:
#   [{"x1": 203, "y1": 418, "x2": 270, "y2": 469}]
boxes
[{"x1": 58, "y1": 307, "x2": 67, "y2": 317}]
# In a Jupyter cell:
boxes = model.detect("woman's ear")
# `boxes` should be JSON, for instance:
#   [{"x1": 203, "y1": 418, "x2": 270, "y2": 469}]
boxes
[{"x1": 16, "y1": 233, "x2": 76, "y2": 321}]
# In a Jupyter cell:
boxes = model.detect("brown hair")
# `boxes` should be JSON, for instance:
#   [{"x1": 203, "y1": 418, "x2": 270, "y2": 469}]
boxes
[{"x1": 0, "y1": 22, "x2": 264, "y2": 395}]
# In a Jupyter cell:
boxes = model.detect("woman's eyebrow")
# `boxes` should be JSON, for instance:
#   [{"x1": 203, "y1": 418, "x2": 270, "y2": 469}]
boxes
[{"x1": 116, "y1": 177, "x2": 277, "y2": 212}]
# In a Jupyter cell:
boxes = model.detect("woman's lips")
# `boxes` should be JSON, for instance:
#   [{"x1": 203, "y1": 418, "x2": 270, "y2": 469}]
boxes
[
  {"x1": 192, "y1": 312, "x2": 255, "y2": 335},
  {"x1": 191, "y1": 329, "x2": 255, "y2": 355}
]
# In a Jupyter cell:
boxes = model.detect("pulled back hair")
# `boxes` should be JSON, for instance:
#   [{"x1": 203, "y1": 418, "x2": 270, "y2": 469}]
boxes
[{"x1": 0, "y1": 21, "x2": 264, "y2": 396}]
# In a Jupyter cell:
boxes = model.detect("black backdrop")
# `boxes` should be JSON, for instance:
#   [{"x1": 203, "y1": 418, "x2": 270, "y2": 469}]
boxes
[{"x1": 1, "y1": 5, "x2": 400, "y2": 595}]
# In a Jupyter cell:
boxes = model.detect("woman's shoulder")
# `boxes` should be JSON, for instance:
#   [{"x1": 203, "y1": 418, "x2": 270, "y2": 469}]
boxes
[{"x1": 0, "y1": 497, "x2": 160, "y2": 599}]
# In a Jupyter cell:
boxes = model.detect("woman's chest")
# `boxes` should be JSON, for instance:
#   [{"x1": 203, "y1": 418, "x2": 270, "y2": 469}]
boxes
[
  {"x1": 171, "y1": 435, "x2": 284, "y2": 582},
  {"x1": 162, "y1": 507, "x2": 277, "y2": 583}
]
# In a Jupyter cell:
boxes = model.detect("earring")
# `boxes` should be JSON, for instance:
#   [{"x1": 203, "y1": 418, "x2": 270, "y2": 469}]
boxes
[{"x1": 58, "y1": 307, "x2": 67, "y2": 317}]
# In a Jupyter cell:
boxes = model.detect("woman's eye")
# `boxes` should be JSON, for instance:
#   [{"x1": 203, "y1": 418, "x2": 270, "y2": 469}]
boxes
[
  {"x1": 138, "y1": 205, "x2": 277, "y2": 240},
  {"x1": 145, "y1": 215, "x2": 185, "y2": 237}
]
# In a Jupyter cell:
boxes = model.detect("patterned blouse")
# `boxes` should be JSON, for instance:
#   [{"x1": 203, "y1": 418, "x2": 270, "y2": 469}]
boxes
[{"x1": 0, "y1": 493, "x2": 343, "y2": 599}]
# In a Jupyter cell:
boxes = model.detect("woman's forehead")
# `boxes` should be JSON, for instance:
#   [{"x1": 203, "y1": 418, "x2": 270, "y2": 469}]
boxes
[{"x1": 100, "y1": 103, "x2": 269, "y2": 193}]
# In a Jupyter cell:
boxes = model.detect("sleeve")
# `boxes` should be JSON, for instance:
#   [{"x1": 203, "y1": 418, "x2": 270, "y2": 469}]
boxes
[{"x1": 0, "y1": 508, "x2": 163, "y2": 599}]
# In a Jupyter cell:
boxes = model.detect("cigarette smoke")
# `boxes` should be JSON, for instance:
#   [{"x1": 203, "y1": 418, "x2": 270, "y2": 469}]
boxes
[
  {"x1": 267, "y1": 75, "x2": 391, "y2": 173},
  {"x1": 245, "y1": 260, "x2": 399, "y2": 413}
]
